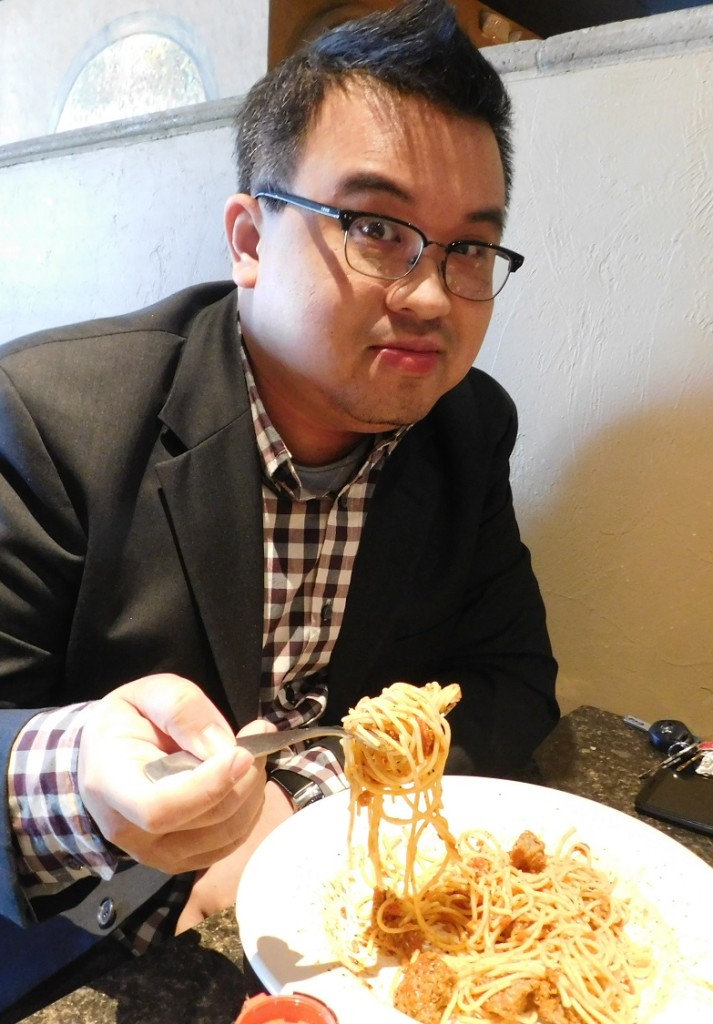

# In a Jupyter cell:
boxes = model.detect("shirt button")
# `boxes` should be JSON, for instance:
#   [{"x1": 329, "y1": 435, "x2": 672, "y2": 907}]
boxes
[
  {"x1": 97, "y1": 897, "x2": 117, "y2": 930},
  {"x1": 321, "y1": 602, "x2": 332, "y2": 625},
  {"x1": 337, "y1": 494, "x2": 349, "y2": 511}
]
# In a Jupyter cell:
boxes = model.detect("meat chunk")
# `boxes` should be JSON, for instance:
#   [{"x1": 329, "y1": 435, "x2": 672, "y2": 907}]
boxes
[
  {"x1": 509, "y1": 830, "x2": 547, "y2": 873},
  {"x1": 418, "y1": 718, "x2": 435, "y2": 756},
  {"x1": 483, "y1": 978, "x2": 539, "y2": 1020},
  {"x1": 394, "y1": 951, "x2": 457, "y2": 1024},
  {"x1": 534, "y1": 975, "x2": 580, "y2": 1024},
  {"x1": 484, "y1": 974, "x2": 579, "y2": 1024}
]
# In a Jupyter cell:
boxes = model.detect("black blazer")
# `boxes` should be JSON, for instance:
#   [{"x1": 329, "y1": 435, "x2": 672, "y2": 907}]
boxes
[{"x1": 0, "y1": 283, "x2": 557, "y2": 986}]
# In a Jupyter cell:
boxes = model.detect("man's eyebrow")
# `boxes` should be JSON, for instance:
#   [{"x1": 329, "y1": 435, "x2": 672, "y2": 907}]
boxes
[
  {"x1": 337, "y1": 173, "x2": 412, "y2": 203},
  {"x1": 336, "y1": 173, "x2": 505, "y2": 232},
  {"x1": 464, "y1": 207, "x2": 505, "y2": 233}
]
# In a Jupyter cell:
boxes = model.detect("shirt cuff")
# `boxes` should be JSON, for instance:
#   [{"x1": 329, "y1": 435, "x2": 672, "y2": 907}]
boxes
[
  {"x1": 8, "y1": 702, "x2": 121, "y2": 893},
  {"x1": 268, "y1": 742, "x2": 348, "y2": 797}
]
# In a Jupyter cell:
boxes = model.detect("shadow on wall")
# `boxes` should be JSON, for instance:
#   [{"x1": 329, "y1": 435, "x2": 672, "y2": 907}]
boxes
[{"x1": 528, "y1": 389, "x2": 713, "y2": 736}]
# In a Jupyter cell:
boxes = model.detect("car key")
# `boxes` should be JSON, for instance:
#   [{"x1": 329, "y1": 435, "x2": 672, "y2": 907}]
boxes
[
  {"x1": 623, "y1": 715, "x2": 696, "y2": 754},
  {"x1": 638, "y1": 740, "x2": 701, "y2": 780}
]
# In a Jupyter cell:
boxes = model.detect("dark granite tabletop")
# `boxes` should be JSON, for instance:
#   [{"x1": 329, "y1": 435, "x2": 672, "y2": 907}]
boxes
[{"x1": 12, "y1": 705, "x2": 713, "y2": 1024}]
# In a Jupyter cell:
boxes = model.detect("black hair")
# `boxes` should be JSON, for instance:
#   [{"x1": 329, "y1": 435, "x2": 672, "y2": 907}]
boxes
[{"x1": 235, "y1": 0, "x2": 513, "y2": 202}]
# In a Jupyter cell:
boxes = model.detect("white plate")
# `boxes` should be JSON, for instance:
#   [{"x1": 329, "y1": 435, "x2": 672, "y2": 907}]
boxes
[{"x1": 237, "y1": 776, "x2": 713, "y2": 1023}]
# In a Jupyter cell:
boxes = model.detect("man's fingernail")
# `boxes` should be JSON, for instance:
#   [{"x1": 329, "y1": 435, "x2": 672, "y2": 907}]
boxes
[
  {"x1": 197, "y1": 722, "x2": 236, "y2": 759},
  {"x1": 228, "y1": 748, "x2": 251, "y2": 781}
]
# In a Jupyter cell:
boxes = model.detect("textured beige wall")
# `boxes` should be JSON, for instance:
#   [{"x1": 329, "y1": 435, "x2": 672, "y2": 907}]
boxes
[{"x1": 484, "y1": 13, "x2": 713, "y2": 736}]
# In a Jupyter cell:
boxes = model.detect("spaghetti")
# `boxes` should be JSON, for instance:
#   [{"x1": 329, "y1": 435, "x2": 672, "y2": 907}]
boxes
[{"x1": 331, "y1": 681, "x2": 655, "y2": 1024}]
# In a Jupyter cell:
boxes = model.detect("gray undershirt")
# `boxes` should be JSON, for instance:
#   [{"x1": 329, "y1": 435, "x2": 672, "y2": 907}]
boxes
[{"x1": 293, "y1": 436, "x2": 373, "y2": 497}]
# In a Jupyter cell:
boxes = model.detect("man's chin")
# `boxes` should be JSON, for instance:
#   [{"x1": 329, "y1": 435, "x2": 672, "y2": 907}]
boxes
[
  {"x1": 351, "y1": 403, "x2": 437, "y2": 431},
  {"x1": 335, "y1": 381, "x2": 452, "y2": 433}
]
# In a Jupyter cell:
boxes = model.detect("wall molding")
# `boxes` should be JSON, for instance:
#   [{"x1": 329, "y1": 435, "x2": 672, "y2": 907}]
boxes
[
  {"x1": 487, "y1": 5, "x2": 713, "y2": 78},
  {"x1": 0, "y1": 98, "x2": 240, "y2": 170}
]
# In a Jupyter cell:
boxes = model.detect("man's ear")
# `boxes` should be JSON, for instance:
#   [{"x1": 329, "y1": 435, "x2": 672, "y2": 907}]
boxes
[{"x1": 225, "y1": 194, "x2": 262, "y2": 288}]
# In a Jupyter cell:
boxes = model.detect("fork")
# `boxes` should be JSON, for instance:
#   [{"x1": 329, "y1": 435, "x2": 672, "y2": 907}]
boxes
[{"x1": 144, "y1": 725, "x2": 358, "y2": 782}]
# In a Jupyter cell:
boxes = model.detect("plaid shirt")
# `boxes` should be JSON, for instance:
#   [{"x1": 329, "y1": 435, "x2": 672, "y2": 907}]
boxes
[{"x1": 7, "y1": 339, "x2": 406, "y2": 954}]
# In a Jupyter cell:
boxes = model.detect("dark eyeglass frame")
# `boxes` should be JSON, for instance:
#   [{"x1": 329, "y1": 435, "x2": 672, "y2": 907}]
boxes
[{"x1": 254, "y1": 189, "x2": 524, "y2": 302}]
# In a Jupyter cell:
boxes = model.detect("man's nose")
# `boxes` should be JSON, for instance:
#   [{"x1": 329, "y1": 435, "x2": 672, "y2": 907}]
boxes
[{"x1": 388, "y1": 247, "x2": 451, "y2": 315}]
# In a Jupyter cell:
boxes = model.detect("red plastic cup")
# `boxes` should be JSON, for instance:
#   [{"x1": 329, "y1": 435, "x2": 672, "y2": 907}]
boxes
[{"x1": 235, "y1": 992, "x2": 338, "y2": 1024}]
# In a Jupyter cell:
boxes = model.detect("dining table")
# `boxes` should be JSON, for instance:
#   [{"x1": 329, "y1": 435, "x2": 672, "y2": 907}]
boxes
[{"x1": 12, "y1": 704, "x2": 713, "y2": 1024}]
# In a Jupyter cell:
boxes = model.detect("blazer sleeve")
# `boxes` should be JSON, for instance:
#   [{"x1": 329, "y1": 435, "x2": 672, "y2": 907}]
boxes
[
  {"x1": 0, "y1": 365, "x2": 86, "y2": 704},
  {"x1": 0, "y1": 366, "x2": 86, "y2": 922}
]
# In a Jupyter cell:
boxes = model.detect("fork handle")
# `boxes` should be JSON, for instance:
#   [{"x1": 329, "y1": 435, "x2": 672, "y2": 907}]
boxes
[
  {"x1": 144, "y1": 750, "x2": 202, "y2": 782},
  {"x1": 143, "y1": 725, "x2": 348, "y2": 782}
]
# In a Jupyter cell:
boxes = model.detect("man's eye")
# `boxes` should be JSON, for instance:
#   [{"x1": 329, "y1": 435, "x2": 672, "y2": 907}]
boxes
[
  {"x1": 356, "y1": 218, "x2": 400, "y2": 243},
  {"x1": 452, "y1": 242, "x2": 487, "y2": 258}
]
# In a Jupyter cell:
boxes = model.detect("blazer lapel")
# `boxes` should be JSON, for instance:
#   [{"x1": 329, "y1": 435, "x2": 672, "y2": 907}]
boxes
[
  {"x1": 329, "y1": 378, "x2": 484, "y2": 717},
  {"x1": 155, "y1": 423, "x2": 263, "y2": 726},
  {"x1": 154, "y1": 290, "x2": 264, "y2": 726},
  {"x1": 329, "y1": 435, "x2": 442, "y2": 708}
]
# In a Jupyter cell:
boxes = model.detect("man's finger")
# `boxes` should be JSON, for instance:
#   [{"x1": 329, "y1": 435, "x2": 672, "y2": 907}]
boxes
[
  {"x1": 115, "y1": 674, "x2": 238, "y2": 760},
  {"x1": 116, "y1": 744, "x2": 255, "y2": 834}
]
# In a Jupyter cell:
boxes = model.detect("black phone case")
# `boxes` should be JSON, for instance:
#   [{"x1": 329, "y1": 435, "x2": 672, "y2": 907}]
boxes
[{"x1": 635, "y1": 766, "x2": 713, "y2": 837}]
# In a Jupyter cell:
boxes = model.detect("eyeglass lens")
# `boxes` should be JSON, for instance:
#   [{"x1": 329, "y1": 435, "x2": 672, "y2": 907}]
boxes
[{"x1": 345, "y1": 216, "x2": 512, "y2": 301}]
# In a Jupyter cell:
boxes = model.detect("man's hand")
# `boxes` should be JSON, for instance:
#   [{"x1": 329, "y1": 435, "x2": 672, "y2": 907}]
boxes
[
  {"x1": 78, "y1": 674, "x2": 272, "y2": 874},
  {"x1": 175, "y1": 778, "x2": 293, "y2": 933}
]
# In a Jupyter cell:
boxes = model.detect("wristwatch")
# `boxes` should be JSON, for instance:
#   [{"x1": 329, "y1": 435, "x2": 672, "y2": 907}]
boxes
[{"x1": 269, "y1": 769, "x2": 325, "y2": 811}]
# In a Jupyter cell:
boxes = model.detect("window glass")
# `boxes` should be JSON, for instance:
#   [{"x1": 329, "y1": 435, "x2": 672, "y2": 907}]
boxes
[{"x1": 57, "y1": 33, "x2": 206, "y2": 132}]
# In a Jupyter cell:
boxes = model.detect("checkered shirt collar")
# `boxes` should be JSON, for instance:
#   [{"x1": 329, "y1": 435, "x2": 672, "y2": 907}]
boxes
[{"x1": 238, "y1": 338, "x2": 408, "y2": 496}]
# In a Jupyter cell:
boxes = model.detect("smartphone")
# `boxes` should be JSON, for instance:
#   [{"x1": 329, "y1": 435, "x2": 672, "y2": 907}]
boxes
[{"x1": 635, "y1": 766, "x2": 713, "y2": 837}]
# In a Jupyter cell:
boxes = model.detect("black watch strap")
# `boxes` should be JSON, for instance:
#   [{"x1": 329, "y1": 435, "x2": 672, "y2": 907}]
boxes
[{"x1": 269, "y1": 769, "x2": 325, "y2": 811}]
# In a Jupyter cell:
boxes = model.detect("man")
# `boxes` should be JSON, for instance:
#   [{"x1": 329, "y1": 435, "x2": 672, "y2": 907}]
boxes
[{"x1": 0, "y1": 0, "x2": 557, "y2": 1013}]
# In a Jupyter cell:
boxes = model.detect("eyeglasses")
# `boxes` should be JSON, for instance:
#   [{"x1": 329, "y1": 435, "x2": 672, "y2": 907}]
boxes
[{"x1": 254, "y1": 189, "x2": 523, "y2": 302}]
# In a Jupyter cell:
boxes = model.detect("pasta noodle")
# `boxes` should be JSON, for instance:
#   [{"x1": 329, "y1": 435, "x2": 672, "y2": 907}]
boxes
[
  {"x1": 342, "y1": 680, "x2": 461, "y2": 890},
  {"x1": 330, "y1": 681, "x2": 655, "y2": 1024}
]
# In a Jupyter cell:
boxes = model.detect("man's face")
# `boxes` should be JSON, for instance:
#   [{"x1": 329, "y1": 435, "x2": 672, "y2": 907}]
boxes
[{"x1": 228, "y1": 81, "x2": 508, "y2": 463}]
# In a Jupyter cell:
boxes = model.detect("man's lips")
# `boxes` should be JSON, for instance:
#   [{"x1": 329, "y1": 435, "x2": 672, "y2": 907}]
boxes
[{"x1": 372, "y1": 343, "x2": 442, "y2": 375}]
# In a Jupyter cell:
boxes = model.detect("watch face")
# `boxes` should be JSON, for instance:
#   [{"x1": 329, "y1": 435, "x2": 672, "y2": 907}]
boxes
[
  {"x1": 270, "y1": 770, "x2": 324, "y2": 810},
  {"x1": 293, "y1": 781, "x2": 325, "y2": 810}
]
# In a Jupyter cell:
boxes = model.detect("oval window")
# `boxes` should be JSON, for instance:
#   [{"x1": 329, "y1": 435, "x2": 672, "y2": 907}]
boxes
[{"x1": 57, "y1": 32, "x2": 206, "y2": 132}]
